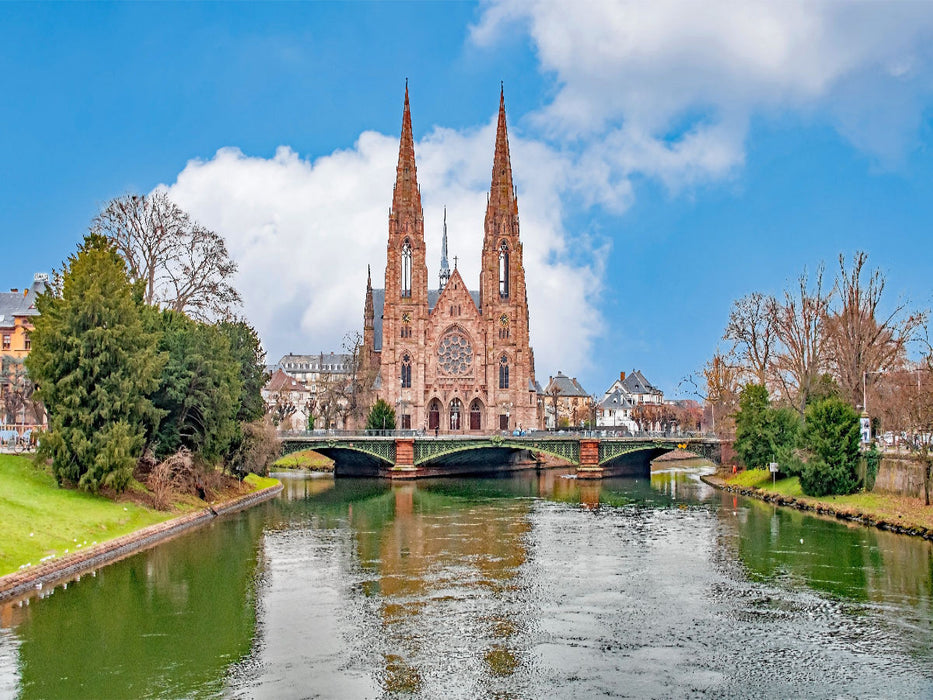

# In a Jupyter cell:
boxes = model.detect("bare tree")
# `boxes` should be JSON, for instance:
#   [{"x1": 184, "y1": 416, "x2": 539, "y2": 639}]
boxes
[
  {"x1": 772, "y1": 265, "x2": 831, "y2": 417},
  {"x1": 703, "y1": 349, "x2": 741, "y2": 435},
  {"x1": 92, "y1": 190, "x2": 241, "y2": 320},
  {"x1": 825, "y1": 251, "x2": 921, "y2": 410},
  {"x1": 724, "y1": 292, "x2": 779, "y2": 388},
  {"x1": 0, "y1": 357, "x2": 42, "y2": 426}
]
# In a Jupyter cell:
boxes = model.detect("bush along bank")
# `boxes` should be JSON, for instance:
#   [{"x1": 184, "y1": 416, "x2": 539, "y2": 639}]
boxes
[
  {"x1": 0, "y1": 476, "x2": 282, "y2": 604},
  {"x1": 702, "y1": 469, "x2": 933, "y2": 541}
]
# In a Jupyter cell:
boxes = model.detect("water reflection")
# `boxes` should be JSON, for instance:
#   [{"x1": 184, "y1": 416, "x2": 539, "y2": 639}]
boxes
[
  {"x1": 1, "y1": 465, "x2": 931, "y2": 698},
  {"x1": 1, "y1": 506, "x2": 268, "y2": 699}
]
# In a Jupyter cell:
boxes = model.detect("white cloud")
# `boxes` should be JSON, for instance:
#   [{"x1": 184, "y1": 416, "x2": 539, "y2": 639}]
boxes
[
  {"x1": 163, "y1": 120, "x2": 603, "y2": 376},
  {"x1": 472, "y1": 0, "x2": 933, "y2": 191}
]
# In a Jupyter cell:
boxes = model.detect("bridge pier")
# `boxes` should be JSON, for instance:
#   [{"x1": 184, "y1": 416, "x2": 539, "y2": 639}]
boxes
[
  {"x1": 389, "y1": 438, "x2": 420, "y2": 479},
  {"x1": 576, "y1": 438, "x2": 604, "y2": 479}
]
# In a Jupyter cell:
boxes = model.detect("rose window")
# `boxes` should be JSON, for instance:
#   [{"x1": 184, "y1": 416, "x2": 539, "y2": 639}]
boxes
[{"x1": 437, "y1": 330, "x2": 473, "y2": 376}]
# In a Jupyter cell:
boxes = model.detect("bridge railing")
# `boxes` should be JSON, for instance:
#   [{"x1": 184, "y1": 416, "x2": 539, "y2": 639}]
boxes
[{"x1": 279, "y1": 428, "x2": 718, "y2": 441}]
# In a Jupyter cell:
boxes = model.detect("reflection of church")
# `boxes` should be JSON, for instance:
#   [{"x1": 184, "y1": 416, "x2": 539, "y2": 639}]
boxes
[{"x1": 362, "y1": 85, "x2": 540, "y2": 433}]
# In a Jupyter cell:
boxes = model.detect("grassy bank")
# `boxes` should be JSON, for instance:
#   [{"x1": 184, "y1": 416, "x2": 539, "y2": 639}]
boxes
[
  {"x1": 0, "y1": 455, "x2": 281, "y2": 576},
  {"x1": 721, "y1": 468, "x2": 933, "y2": 534},
  {"x1": 272, "y1": 449, "x2": 333, "y2": 471},
  {"x1": 0, "y1": 455, "x2": 175, "y2": 576}
]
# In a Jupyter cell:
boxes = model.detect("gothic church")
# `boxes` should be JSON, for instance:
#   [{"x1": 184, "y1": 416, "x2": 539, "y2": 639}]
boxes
[{"x1": 362, "y1": 85, "x2": 540, "y2": 433}]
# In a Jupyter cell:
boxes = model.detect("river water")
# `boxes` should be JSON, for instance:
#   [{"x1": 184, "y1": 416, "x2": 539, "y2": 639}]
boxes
[{"x1": 1, "y1": 462, "x2": 932, "y2": 698}]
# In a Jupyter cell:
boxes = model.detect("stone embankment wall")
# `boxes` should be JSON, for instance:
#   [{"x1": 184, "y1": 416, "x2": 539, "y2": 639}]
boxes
[
  {"x1": 0, "y1": 483, "x2": 283, "y2": 604},
  {"x1": 873, "y1": 456, "x2": 929, "y2": 499}
]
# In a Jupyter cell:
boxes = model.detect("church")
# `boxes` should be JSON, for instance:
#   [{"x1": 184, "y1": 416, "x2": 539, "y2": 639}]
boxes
[{"x1": 361, "y1": 84, "x2": 541, "y2": 433}]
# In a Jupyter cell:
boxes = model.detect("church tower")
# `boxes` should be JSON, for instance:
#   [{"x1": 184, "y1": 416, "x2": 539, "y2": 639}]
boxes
[
  {"x1": 479, "y1": 85, "x2": 536, "y2": 429},
  {"x1": 380, "y1": 83, "x2": 429, "y2": 428}
]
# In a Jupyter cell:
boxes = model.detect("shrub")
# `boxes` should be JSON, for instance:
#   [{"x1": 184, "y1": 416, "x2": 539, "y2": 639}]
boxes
[
  {"x1": 366, "y1": 399, "x2": 396, "y2": 431},
  {"x1": 799, "y1": 397, "x2": 860, "y2": 496}
]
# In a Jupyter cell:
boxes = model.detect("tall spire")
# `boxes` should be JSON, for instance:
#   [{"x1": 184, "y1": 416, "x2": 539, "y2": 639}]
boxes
[
  {"x1": 364, "y1": 264, "x2": 374, "y2": 329},
  {"x1": 439, "y1": 206, "x2": 450, "y2": 290},
  {"x1": 393, "y1": 79, "x2": 422, "y2": 215},
  {"x1": 487, "y1": 82, "x2": 517, "y2": 218}
]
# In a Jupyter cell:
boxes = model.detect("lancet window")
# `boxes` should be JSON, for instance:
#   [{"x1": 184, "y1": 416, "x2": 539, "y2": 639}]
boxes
[
  {"x1": 499, "y1": 354, "x2": 510, "y2": 389},
  {"x1": 498, "y1": 240, "x2": 510, "y2": 299},
  {"x1": 401, "y1": 353, "x2": 412, "y2": 388},
  {"x1": 401, "y1": 239, "x2": 412, "y2": 298}
]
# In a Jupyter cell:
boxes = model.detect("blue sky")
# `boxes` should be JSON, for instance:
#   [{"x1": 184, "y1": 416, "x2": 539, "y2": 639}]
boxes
[{"x1": 3, "y1": 2, "x2": 933, "y2": 397}]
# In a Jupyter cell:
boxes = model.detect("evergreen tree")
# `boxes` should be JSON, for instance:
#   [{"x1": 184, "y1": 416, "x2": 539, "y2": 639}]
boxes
[
  {"x1": 26, "y1": 234, "x2": 163, "y2": 492},
  {"x1": 148, "y1": 310, "x2": 241, "y2": 461},
  {"x1": 217, "y1": 319, "x2": 267, "y2": 423},
  {"x1": 799, "y1": 397, "x2": 861, "y2": 496},
  {"x1": 734, "y1": 384, "x2": 774, "y2": 469},
  {"x1": 366, "y1": 399, "x2": 396, "y2": 431}
]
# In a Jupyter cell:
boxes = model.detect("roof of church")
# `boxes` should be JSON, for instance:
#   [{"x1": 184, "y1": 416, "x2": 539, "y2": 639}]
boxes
[{"x1": 371, "y1": 288, "x2": 481, "y2": 351}]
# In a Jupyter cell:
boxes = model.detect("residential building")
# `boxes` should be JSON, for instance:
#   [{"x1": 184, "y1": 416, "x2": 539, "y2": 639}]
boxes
[
  {"x1": 542, "y1": 371, "x2": 591, "y2": 429},
  {"x1": 262, "y1": 369, "x2": 313, "y2": 432},
  {"x1": 596, "y1": 370, "x2": 665, "y2": 431},
  {"x1": 1, "y1": 273, "x2": 49, "y2": 426}
]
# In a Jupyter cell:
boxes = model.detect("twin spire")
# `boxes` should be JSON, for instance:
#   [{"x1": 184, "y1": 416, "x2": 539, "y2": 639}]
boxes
[
  {"x1": 392, "y1": 82, "x2": 516, "y2": 291},
  {"x1": 392, "y1": 80, "x2": 422, "y2": 217},
  {"x1": 487, "y1": 83, "x2": 518, "y2": 219}
]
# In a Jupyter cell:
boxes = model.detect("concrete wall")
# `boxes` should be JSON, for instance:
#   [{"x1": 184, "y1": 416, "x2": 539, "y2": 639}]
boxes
[{"x1": 873, "y1": 456, "x2": 930, "y2": 499}]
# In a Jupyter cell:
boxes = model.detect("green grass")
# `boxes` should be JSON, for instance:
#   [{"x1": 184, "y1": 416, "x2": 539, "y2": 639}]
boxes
[
  {"x1": 725, "y1": 467, "x2": 933, "y2": 531},
  {"x1": 272, "y1": 449, "x2": 333, "y2": 471},
  {"x1": 727, "y1": 468, "x2": 804, "y2": 496},
  {"x1": 243, "y1": 473, "x2": 279, "y2": 490},
  {"x1": 0, "y1": 455, "x2": 173, "y2": 576}
]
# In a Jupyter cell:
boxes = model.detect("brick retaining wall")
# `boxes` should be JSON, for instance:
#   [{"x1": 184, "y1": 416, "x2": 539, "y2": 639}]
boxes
[{"x1": 0, "y1": 482, "x2": 283, "y2": 604}]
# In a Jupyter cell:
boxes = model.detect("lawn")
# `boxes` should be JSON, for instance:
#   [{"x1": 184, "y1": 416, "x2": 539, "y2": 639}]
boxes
[
  {"x1": 272, "y1": 449, "x2": 333, "y2": 471},
  {"x1": 0, "y1": 455, "x2": 173, "y2": 576},
  {"x1": 725, "y1": 468, "x2": 933, "y2": 532}
]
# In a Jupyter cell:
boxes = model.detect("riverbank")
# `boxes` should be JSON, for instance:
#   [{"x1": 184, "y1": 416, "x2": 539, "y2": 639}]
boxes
[
  {"x1": 702, "y1": 469, "x2": 933, "y2": 540},
  {"x1": 0, "y1": 456, "x2": 282, "y2": 603},
  {"x1": 272, "y1": 448, "x2": 334, "y2": 471}
]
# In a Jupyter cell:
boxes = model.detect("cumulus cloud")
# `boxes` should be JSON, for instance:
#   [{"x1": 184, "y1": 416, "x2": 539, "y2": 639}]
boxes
[
  {"x1": 164, "y1": 120, "x2": 603, "y2": 375},
  {"x1": 472, "y1": 0, "x2": 933, "y2": 196}
]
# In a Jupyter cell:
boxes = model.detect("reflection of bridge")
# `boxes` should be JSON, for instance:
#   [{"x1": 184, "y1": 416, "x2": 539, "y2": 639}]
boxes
[{"x1": 280, "y1": 433, "x2": 721, "y2": 479}]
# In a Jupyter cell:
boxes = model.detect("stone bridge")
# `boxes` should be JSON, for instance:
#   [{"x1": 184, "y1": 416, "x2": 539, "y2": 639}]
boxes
[{"x1": 280, "y1": 433, "x2": 722, "y2": 479}]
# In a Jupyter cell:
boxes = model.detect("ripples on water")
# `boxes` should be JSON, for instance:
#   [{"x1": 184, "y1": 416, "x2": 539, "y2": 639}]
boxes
[{"x1": 2, "y1": 463, "x2": 932, "y2": 698}]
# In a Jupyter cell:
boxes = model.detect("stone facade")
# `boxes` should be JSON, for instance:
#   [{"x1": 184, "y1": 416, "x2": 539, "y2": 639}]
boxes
[{"x1": 363, "y1": 85, "x2": 540, "y2": 433}]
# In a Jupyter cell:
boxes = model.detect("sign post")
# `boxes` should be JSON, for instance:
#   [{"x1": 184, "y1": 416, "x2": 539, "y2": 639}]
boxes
[{"x1": 769, "y1": 461, "x2": 779, "y2": 487}]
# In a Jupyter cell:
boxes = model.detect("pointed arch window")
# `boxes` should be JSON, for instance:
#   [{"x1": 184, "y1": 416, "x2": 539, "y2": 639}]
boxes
[
  {"x1": 401, "y1": 353, "x2": 412, "y2": 388},
  {"x1": 499, "y1": 354, "x2": 510, "y2": 389},
  {"x1": 401, "y1": 238, "x2": 412, "y2": 298},
  {"x1": 498, "y1": 240, "x2": 510, "y2": 299}
]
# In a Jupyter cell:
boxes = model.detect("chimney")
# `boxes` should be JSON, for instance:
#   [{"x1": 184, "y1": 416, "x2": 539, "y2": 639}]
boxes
[
  {"x1": 620, "y1": 371, "x2": 626, "y2": 382},
  {"x1": 10, "y1": 289, "x2": 17, "y2": 293}
]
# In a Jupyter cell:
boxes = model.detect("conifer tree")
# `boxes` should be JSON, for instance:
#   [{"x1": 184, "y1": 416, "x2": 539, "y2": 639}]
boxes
[{"x1": 26, "y1": 234, "x2": 164, "y2": 492}]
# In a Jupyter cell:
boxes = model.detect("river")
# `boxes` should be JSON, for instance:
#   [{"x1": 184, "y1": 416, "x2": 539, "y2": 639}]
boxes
[{"x1": 1, "y1": 462, "x2": 932, "y2": 698}]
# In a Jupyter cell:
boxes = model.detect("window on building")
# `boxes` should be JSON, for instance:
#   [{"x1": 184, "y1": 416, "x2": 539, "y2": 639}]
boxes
[
  {"x1": 499, "y1": 354, "x2": 509, "y2": 389},
  {"x1": 401, "y1": 414, "x2": 412, "y2": 430},
  {"x1": 401, "y1": 353, "x2": 412, "y2": 388},
  {"x1": 23, "y1": 333, "x2": 30, "y2": 351},
  {"x1": 499, "y1": 413, "x2": 509, "y2": 430},
  {"x1": 1, "y1": 334, "x2": 9, "y2": 351},
  {"x1": 401, "y1": 239, "x2": 412, "y2": 298},
  {"x1": 498, "y1": 240, "x2": 510, "y2": 298}
]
